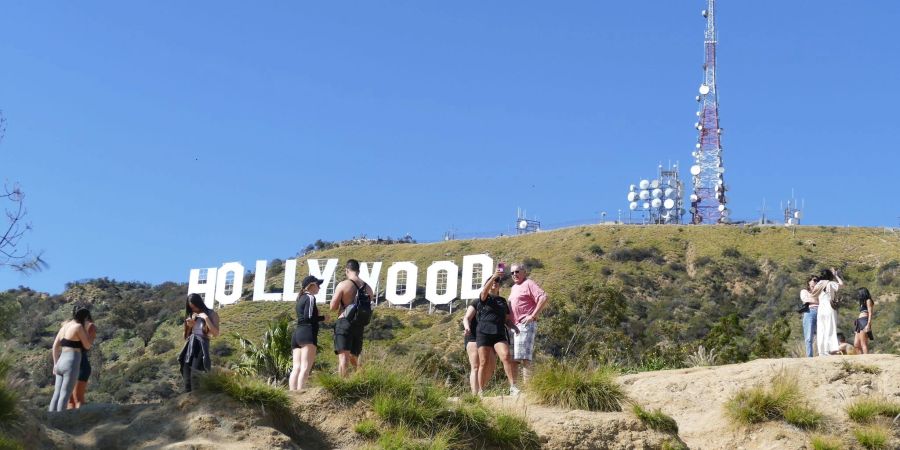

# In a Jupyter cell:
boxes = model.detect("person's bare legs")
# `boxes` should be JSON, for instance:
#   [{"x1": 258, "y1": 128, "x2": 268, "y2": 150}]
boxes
[
  {"x1": 289, "y1": 347, "x2": 303, "y2": 390},
  {"x1": 466, "y1": 342, "x2": 480, "y2": 394},
  {"x1": 856, "y1": 331, "x2": 870, "y2": 354},
  {"x1": 494, "y1": 342, "x2": 517, "y2": 388},
  {"x1": 298, "y1": 344, "x2": 317, "y2": 389},
  {"x1": 68, "y1": 381, "x2": 87, "y2": 409},
  {"x1": 337, "y1": 351, "x2": 351, "y2": 378},
  {"x1": 477, "y1": 346, "x2": 496, "y2": 391}
]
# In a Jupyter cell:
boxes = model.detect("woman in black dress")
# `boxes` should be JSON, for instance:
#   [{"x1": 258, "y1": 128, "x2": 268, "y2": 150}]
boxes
[{"x1": 289, "y1": 275, "x2": 324, "y2": 390}]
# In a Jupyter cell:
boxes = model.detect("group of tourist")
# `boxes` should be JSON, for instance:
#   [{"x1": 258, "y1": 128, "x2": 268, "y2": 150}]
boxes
[{"x1": 799, "y1": 267, "x2": 876, "y2": 357}]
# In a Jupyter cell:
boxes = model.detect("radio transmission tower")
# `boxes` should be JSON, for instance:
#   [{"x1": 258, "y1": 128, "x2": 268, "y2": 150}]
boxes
[{"x1": 689, "y1": 0, "x2": 729, "y2": 224}]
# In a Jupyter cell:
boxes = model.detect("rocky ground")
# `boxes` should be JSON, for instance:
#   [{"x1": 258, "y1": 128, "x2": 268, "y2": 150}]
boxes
[{"x1": 16, "y1": 354, "x2": 900, "y2": 449}]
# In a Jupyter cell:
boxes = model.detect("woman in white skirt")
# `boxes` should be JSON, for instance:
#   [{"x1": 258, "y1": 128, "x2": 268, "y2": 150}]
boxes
[{"x1": 815, "y1": 268, "x2": 844, "y2": 356}]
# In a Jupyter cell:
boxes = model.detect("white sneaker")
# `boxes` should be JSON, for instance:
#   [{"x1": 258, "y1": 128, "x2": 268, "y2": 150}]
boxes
[{"x1": 509, "y1": 385, "x2": 521, "y2": 396}]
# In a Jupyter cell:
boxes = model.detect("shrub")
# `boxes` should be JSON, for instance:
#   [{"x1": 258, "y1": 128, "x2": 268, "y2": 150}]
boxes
[
  {"x1": 199, "y1": 369, "x2": 289, "y2": 411},
  {"x1": 0, "y1": 360, "x2": 19, "y2": 427},
  {"x1": 589, "y1": 245, "x2": 604, "y2": 257},
  {"x1": 354, "y1": 419, "x2": 380, "y2": 439},
  {"x1": 725, "y1": 372, "x2": 822, "y2": 429},
  {"x1": 609, "y1": 247, "x2": 664, "y2": 264},
  {"x1": 722, "y1": 247, "x2": 741, "y2": 258},
  {"x1": 632, "y1": 404, "x2": 678, "y2": 434},
  {"x1": 0, "y1": 435, "x2": 24, "y2": 450},
  {"x1": 694, "y1": 256, "x2": 713, "y2": 267},
  {"x1": 853, "y1": 425, "x2": 890, "y2": 450},
  {"x1": 149, "y1": 339, "x2": 175, "y2": 355},
  {"x1": 809, "y1": 435, "x2": 844, "y2": 450},
  {"x1": 846, "y1": 397, "x2": 900, "y2": 423},
  {"x1": 487, "y1": 412, "x2": 540, "y2": 450},
  {"x1": 528, "y1": 362, "x2": 625, "y2": 412},
  {"x1": 234, "y1": 317, "x2": 293, "y2": 384},
  {"x1": 522, "y1": 257, "x2": 544, "y2": 270}
]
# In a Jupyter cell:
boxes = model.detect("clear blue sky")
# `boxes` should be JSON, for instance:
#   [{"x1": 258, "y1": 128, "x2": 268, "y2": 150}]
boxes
[{"x1": 1, "y1": 1, "x2": 898, "y2": 293}]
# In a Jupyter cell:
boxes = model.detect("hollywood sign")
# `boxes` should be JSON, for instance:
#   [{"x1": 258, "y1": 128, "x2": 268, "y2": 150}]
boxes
[{"x1": 188, "y1": 254, "x2": 495, "y2": 310}]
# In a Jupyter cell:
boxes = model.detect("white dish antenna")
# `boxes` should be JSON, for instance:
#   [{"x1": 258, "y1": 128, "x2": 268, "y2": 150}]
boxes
[
  {"x1": 518, "y1": 220, "x2": 528, "y2": 230},
  {"x1": 642, "y1": 202, "x2": 651, "y2": 209},
  {"x1": 794, "y1": 211, "x2": 802, "y2": 219},
  {"x1": 651, "y1": 198, "x2": 662, "y2": 208},
  {"x1": 629, "y1": 184, "x2": 636, "y2": 192},
  {"x1": 695, "y1": 143, "x2": 701, "y2": 149},
  {"x1": 627, "y1": 192, "x2": 639, "y2": 202},
  {"x1": 639, "y1": 179, "x2": 650, "y2": 189},
  {"x1": 629, "y1": 201, "x2": 638, "y2": 211},
  {"x1": 690, "y1": 165, "x2": 702, "y2": 176},
  {"x1": 664, "y1": 199, "x2": 675, "y2": 209},
  {"x1": 718, "y1": 204, "x2": 726, "y2": 212},
  {"x1": 652, "y1": 188, "x2": 663, "y2": 199},
  {"x1": 690, "y1": 194, "x2": 699, "y2": 202},
  {"x1": 650, "y1": 180, "x2": 660, "y2": 189},
  {"x1": 639, "y1": 190, "x2": 650, "y2": 200},
  {"x1": 664, "y1": 188, "x2": 674, "y2": 198},
  {"x1": 699, "y1": 84, "x2": 710, "y2": 95}
]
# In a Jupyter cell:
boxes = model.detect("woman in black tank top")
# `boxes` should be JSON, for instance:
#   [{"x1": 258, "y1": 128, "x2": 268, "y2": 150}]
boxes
[{"x1": 853, "y1": 287, "x2": 875, "y2": 353}]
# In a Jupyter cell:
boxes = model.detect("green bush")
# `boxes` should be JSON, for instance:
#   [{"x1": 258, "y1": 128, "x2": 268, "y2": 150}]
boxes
[
  {"x1": 0, "y1": 434, "x2": 24, "y2": 450},
  {"x1": 487, "y1": 412, "x2": 540, "y2": 450},
  {"x1": 234, "y1": 318, "x2": 293, "y2": 384},
  {"x1": 632, "y1": 404, "x2": 678, "y2": 434},
  {"x1": 840, "y1": 360, "x2": 882, "y2": 376},
  {"x1": 846, "y1": 397, "x2": 900, "y2": 423},
  {"x1": 528, "y1": 362, "x2": 625, "y2": 412},
  {"x1": 725, "y1": 372, "x2": 822, "y2": 429},
  {"x1": 0, "y1": 360, "x2": 18, "y2": 427},
  {"x1": 853, "y1": 425, "x2": 890, "y2": 450},
  {"x1": 199, "y1": 369, "x2": 289, "y2": 411},
  {"x1": 809, "y1": 434, "x2": 844, "y2": 450}
]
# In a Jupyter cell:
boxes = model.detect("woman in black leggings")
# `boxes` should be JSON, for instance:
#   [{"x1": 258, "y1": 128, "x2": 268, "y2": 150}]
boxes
[
  {"x1": 178, "y1": 294, "x2": 220, "y2": 392},
  {"x1": 49, "y1": 308, "x2": 93, "y2": 411}
]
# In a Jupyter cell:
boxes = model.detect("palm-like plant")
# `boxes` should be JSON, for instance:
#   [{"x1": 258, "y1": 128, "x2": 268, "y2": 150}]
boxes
[{"x1": 234, "y1": 317, "x2": 293, "y2": 385}]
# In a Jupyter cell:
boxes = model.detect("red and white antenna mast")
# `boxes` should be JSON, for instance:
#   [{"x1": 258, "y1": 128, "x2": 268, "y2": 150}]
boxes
[{"x1": 689, "y1": 0, "x2": 729, "y2": 224}]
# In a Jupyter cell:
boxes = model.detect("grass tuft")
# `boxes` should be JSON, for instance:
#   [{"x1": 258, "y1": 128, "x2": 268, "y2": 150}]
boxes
[
  {"x1": 809, "y1": 434, "x2": 844, "y2": 450},
  {"x1": 632, "y1": 404, "x2": 679, "y2": 434},
  {"x1": 661, "y1": 439, "x2": 689, "y2": 450},
  {"x1": 725, "y1": 371, "x2": 822, "y2": 429},
  {"x1": 840, "y1": 360, "x2": 881, "y2": 375},
  {"x1": 0, "y1": 360, "x2": 19, "y2": 427},
  {"x1": 846, "y1": 397, "x2": 900, "y2": 423},
  {"x1": 487, "y1": 412, "x2": 540, "y2": 450},
  {"x1": 528, "y1": 362, "x2": 626, "y2": 412},
  {"x1": 318, "y1": 365, "x2": 415, "y2": 403},
  {"x1": 354, "y1": 419, "x2": 380, "y2": 439},
  {"x1": 853, "y1": 425, "x2": 890, "y2": 450},
  {"x1": 199, "y1": 369, "x2": 289, "y2": 411}
]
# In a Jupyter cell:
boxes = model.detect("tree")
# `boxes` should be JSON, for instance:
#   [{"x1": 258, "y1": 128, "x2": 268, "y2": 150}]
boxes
[{"x1": 0, "y1": 111, "x2": 45, "y2": 273}]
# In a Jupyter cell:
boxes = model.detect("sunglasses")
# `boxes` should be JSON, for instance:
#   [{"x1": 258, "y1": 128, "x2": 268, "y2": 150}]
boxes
[{"x1": 512, "y1": 270, "x2": 522, "y2": 274}]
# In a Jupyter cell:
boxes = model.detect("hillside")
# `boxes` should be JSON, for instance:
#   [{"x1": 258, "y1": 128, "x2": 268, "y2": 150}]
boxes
[{"x1": 0, "y1": 224, "x2": 898, "y2": 448}]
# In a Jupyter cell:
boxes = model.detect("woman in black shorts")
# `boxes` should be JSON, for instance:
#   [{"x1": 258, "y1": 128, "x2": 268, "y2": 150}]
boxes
[
  {"x1": 68, "y1": 305, "x2": 96, "y2": 409},
  {"x1": 854, "y1": 287, "x2": 875, "y2": 354},
  {"x1": 464, "y1": 272, "x2": 519, "y2": 395},
  {"x1": 463, "y1": 299, "x2": 494, "y2": 395},
  {"x1": 289, "y1": 275, "x2": 324, "y2": 390}
]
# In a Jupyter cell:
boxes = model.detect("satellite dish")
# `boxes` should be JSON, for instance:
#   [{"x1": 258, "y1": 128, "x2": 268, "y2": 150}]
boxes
[
  {"x1": 690, "y1": 194, "x2": 699, "y2": 202},
  {"x1": 639, "y1": 190, "x2": 650, "y2": 200},
  {"x1": 664, "y1": 198, "x2": 675, "y2": 209},
  {"x1": 690, "y1": 165, "x2": 702, "y2": 176},
  {"x1": 629, "y1": 184, "x2": 636, "y2": 191},
  {"x1": 721, "y1": 208, "x2": 730, "y2": 217},
  {"x1": 702, "y1": 9, "x2": 708, "y2": 17},
  {"x1": 695, "y1": 111, "x2": 701, "y2": 117},
  {"x1": 650, "y1": 180, "x2": 660, "y2": 189},
  {"x1": 651, "y1": 198, "x2": 662, "y2": 208},
  {"x1": 652, "y1": 188, "x2": 663, "y2": 199},
  {"x1": 639, "y1": 179, "x2": 650, "y2": 189},
  {"x1": 629, "y1": 202, "x2": 638, "y2": 211},
  {"x1": 695, "y1": 143, "x2": 701, "y2": 149},
  {"x1": 718, "y1": 204, "x2": 726, "y2": 212},
  {"x1": 787, "y1": 218, "x2": 794, "y2": 225},
  {"x1": 518, "y1": 220, "x2": 528, "y2": 230},
  {"x1": 664, "y1": 188, "x2": 674, "y2": 198},
  {"x1": 695, "y1": 96, "x2": 701, "y2": 102},
  {"x1": 693, "y1": 122, "x2": 700, "y2": 129},
  {"x1": 642, "y1": 202, "x2": 651, "y2": 209},
  {"x1": 794, "y1": 211, "x2": 802, "y2": 219},
  {"x1": 627, "y1": 192, "x2": 638, "y2": 202},
  {"x1": 690, "y1": 207, "x2": 698, "y2": 213},
  {"x1": 699, "y1": 84, "x2": 710, "y2": 95}
]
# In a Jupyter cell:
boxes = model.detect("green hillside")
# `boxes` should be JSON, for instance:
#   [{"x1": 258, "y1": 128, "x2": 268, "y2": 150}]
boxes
[{"x1": 1, "y1": 224, "x2": 898, "y2": 412}]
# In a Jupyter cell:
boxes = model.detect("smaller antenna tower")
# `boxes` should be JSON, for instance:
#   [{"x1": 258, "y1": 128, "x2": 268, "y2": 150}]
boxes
[
  {"x1": 626, "y1": 163, "x2": 685, "y2": 224},
  {"x1": 782, "y1": 191, "x2": 803, "y2": 226},
  {"x1": 515, "y1": 208, "x2": 541, "y2": 234}
]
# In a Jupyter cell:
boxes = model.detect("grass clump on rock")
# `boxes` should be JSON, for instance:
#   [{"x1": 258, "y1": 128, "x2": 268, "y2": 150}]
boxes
[
  {"x1": 632, "y1": 404, "x2": 679, "y2": 434},
  {"x1": 846, "y1": 397, "x2": 900, "y2": 423},
  {"x1": 199, "y1": 369, "x2": 289, "y2": 411},
  {"x1": 853, "y1": 425, "x2": 891, "y2": 450},
  {"x1": 354, "y1": 419, "x2": 380, "y2": 439},
  {"x1": 528, "y1": 362, "x2": 625, "y2": 412},
  {"x1": 725, "y1": 371, "x2": 823, "y2": 430},
  {"x1": 809, "y1": 434, "x2": 844, "y2": 450}
]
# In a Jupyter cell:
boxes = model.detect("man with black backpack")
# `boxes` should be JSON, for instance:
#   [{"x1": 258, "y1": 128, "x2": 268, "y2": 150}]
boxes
[{"x1": 330, "y1": 259, "x2": 375, "y2": 377}]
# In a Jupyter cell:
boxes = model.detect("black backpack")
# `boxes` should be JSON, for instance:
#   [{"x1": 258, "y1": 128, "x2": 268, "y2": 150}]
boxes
[{"x1": 346, "y1": 280, "x2": 373, "y2": 326}]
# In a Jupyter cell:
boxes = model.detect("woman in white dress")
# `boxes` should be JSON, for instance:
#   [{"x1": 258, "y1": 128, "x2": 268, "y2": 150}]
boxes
[{"x1": 815, "y1": 268, "x2": 844, "y2": 356}]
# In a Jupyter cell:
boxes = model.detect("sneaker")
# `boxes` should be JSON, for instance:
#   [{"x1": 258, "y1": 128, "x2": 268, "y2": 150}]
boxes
[{"x1": 509, "y1": 385, "x2": 521, "y2": 396}]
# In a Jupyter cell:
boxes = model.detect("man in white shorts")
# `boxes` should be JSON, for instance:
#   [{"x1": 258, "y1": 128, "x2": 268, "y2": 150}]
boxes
[{"x1": 508, "y1": 263, "x2": 548, "y2": 391}]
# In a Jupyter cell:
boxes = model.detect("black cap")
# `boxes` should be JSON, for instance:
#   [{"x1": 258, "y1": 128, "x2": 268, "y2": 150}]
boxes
[{"x1": 302, "y1": 275, "x2": 325, "y2": 288}]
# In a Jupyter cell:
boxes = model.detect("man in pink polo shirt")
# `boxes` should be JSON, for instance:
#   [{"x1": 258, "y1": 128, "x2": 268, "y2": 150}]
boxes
[{"x1": 508, "y1": 262, "x2": 548, "y2": 387}]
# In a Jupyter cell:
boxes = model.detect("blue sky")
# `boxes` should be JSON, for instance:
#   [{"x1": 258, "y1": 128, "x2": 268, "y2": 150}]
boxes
[{"x1": 1, "y1": 1, "x2": 898, "y2": 293}]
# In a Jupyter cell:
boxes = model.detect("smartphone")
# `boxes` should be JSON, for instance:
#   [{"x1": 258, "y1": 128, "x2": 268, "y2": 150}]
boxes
[{"x1": 498, "y1": 262, "x2": 506, "y2": 273}]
